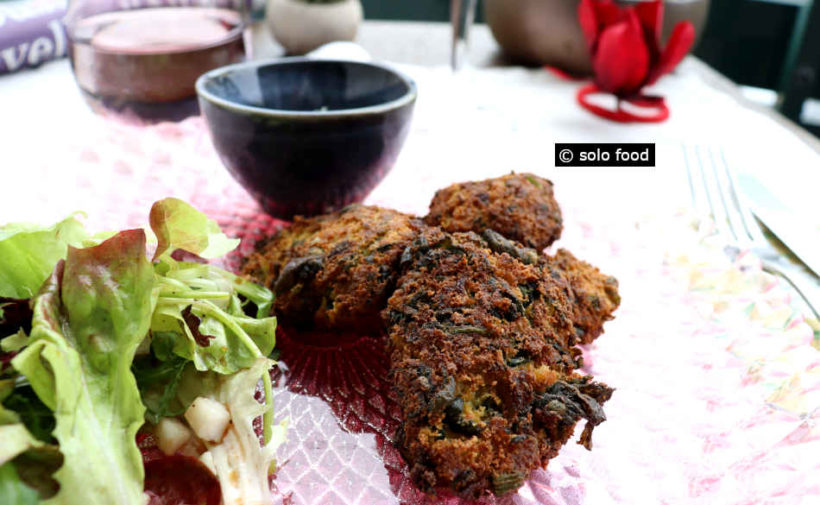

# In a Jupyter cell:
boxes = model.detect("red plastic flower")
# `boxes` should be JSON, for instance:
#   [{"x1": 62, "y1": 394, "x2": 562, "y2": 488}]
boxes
[{"x1": 576, "y1": 0, "x2": 695, "y2": 122}]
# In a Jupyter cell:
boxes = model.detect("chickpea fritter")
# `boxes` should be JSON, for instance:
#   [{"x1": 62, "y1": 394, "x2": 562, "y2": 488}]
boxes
[
  {"x1": 242, "y1": 205, "x2": 424, "y2": 332},
  {"x1": 425, "y1": 173, "x2": 563, "y2": 251},
  {"x1": 383, "y1": 229, "x2": 613, "y2": 499},
  {"x1": 542, "y1": 249, "x2": 621, "y2": 344}
]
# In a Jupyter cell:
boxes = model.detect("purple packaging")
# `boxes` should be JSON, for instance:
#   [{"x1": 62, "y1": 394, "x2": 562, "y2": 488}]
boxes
[{"x1": 0, "y1": 0, "x2": 67, "y2": 74}]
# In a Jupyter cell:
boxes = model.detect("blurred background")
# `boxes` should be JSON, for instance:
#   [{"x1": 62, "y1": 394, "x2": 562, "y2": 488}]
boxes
[
  {"x1": 0, "y1": 0, "x2": 817, "y2": 135},
  {"x1": 360, "y1": 0, "x2": 819, "y2": 137}
]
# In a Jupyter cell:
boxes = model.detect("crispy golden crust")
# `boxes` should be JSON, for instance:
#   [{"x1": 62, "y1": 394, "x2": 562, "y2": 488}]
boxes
[
  {"x1": 541, "y1": 249, "x2": 620, "y2": 344},
  {"x1": 425, "y1": 173, "x2": 563, "y2": 251},
  {"x1": 241, "y1": 180, "x2": 619, "y2": 498},
  {"x1": 241, "y1": 205, "x2": 424, "y2": 332},
  {"x1": 383, "y1": 229, "x2": 613, "y2": 498},
  {"x1": 454, "y1": 230, "x2": 621, "y2": 348}
]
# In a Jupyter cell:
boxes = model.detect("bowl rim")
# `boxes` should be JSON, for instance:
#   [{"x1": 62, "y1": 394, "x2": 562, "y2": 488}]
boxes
[{"x1": 195, "y1": 57, "x2": 418, "y2": 119}]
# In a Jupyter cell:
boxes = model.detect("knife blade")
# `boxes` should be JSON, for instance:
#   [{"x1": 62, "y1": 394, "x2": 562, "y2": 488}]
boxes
[{"x1": 736, "y1": 173, "x2": 820, "y2": 279}]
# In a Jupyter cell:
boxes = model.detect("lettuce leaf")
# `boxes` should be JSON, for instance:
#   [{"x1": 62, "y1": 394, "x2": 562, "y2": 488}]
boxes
[
  {"x1": 0, "y1": 462, "x2": 39, "y2": 505},
  {"x1": 1, "y1": 376, "x2": 56, "y2": 444},
  {"x1": 0, "y1": 381, "x2": 16, "y2": 424},
  {"x1": 0, "y1": 216, "x2": 87, "y2": 299},
  {"x1": 150, "y1": 262, "x2": 275, "y2": 375},
  {"x1": 2, "y1": 200, "x2": 283, "y2": 505},
  {"x1": 12, "y1": 230, "x2": 154, "y2": 505},
  {"x1": 0, "y1": 423, "x2": 44, "y2": 465},
  {"x1": 1, "y1": 371, "x2": 61, "y2": 502},
  {"x1": 132, "y1": 356, "x2": 189, "y2": 424},
  {"x1": 2, "y1": 444, "x2": 62, "y2": 501},
  {"x1": 150, "y1": 198, "x2": 239, "y2": 261}
]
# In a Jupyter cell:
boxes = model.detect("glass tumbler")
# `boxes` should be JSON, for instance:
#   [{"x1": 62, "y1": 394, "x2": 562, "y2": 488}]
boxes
[{"x1": 64, "y1": 0, "x2": 248, "y2": 123}]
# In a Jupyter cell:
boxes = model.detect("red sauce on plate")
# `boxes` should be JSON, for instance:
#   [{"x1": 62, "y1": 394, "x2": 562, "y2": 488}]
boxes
[{"x1": 144, "y1": 455, "x2": 221, "y2": 505}]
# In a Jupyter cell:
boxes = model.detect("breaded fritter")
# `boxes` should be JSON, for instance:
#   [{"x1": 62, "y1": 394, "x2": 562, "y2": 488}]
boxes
[
  {"x1": 542, "y1": 249, "x2": 620, "y2": 344},
  {"x1": 425, "y1": 173, "x2": 563, "y2": 251},
  {"x1": 383, "y1": 229, "x2": 613, "y2": 498},
  {"x1": 242, "y1": 205, "x2": 424, "y2": 332},
  {"x1": 241, "y1": 177, "x2": 619, "y2": 498},
  {"x1": 471, "y1": 230, "x2": 621, "y2": 347},
  {"x1": 424, "y1": 170, "x2": 620, "y2": 346}
]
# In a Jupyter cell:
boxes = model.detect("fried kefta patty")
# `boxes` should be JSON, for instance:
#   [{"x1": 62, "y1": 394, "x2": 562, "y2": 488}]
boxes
[
  {"x1": 383, "y1": 229, "x2": 613, "y2": 498},
  {"x1": 542, "y1": 249, "x2": 621, "y2": 344},
  {"x1": 425, "y1": 173, "x2": 563, "y2": 250},
  {"x1": 242, "y1": 205, "x2": 424, "y2": 332}
]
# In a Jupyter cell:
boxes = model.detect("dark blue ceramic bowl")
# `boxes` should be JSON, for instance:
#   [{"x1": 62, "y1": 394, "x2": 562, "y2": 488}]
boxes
[{"x1": 196, "y1": 58, "x2": 417, "y2": 219}]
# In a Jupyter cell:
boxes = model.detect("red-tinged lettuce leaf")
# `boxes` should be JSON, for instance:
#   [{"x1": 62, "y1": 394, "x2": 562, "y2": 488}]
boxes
[
  {"x1": 11, "y1": 230, "x2": 155, "y2": 505},
  {"x1": 61, "y1": 230, "x2": 156, "y2": 373},
  {"x1": 149, "y1": 198, "x2": 239, "y2": 261}
]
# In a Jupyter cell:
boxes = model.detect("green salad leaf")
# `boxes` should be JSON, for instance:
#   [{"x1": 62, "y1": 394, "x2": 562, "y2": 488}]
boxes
[
  {"x1": 2, "y1": 333, "x2": 62, "y2": 503},
  {"x1": 0, "y1": 216, "x2": 87, "y2": 299},
  {"x1": 150, "y1": 198, "x2": 239, "y2": 261},
  {"x1": 1, "y1": 200, "x2": 283, "y2": 505},
  {"x1": 151, "y1": 262, "x2": 275, "y2": 375},
  {"x1": 0, "y1": 427, "x2": 62, "y2": 505},
  {"x1": 0, "y1": 462, "x2": 39, "y2": 505},
  {"x1": 0, "y1": 422, "x2": 43, "y2": 466},
  {"x1": 0, "y1": 384, "x2": 54, "y2": 447},
  {"x1": 0, "y1": 422, "x2": 61, "y2": 503},
  {"x1": 0, "y1": 381, "x2": 16, "y2": 425},
  {"x1": 1, "y1": 331, "x2": 28, "y2": 353},
  {"x1": 132, "y1": 355, "x2": 189, "y2": 424},
  {"x1": 12, "y1": 230, "x2": 154, "y2": 505}
]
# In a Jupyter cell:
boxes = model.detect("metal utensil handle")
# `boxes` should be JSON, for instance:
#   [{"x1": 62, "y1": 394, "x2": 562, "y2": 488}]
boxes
[{"x1": 451, "y1": 0, "x2": 477, "y2": 70}]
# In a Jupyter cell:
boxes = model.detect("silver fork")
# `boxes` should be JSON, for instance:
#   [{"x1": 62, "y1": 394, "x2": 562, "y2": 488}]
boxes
[{"x1": 682, "y1": 145, "x2": 820, "y2": 320}]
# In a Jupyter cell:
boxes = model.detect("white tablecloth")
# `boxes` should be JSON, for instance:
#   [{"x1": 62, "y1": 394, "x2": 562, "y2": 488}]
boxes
[{"x1": 0, "y1": 51, "x2": 818, "y2": 505}]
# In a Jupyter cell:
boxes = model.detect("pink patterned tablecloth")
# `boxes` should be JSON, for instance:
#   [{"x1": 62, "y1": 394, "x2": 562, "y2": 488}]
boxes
[{"x1": 2, "y1": 79, "x2": 819, "y2": 505}]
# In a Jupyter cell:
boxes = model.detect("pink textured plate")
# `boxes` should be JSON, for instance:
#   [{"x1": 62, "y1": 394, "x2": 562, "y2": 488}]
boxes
[{"x1": 8, "y1": 116, "x2": 818, "y2": 505}]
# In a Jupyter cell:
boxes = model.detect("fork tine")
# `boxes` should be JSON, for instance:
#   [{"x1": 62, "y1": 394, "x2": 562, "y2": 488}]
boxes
[
  {"x1": 683, "y1": 144, "x2": 712, "y2": 227},
  {"x1": 719, "y1": 148, "x2": 765, "y2": 244},
  {"x1": 682, "y1": 144, "x2": 698, "y2": 210},
  {"x1": 706, "y1": 146, "x2": 749, "y2": 244},
  {"x1": 684, "y1": 145, "x2": 820, "y2": 320},
  {"x1": 694, "y1": 145, "x2": 733, "y2": 239}
]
